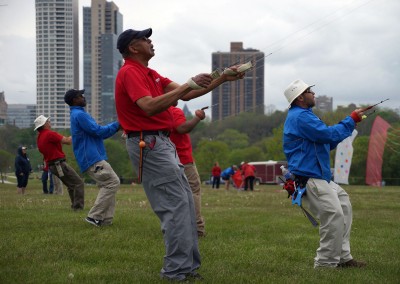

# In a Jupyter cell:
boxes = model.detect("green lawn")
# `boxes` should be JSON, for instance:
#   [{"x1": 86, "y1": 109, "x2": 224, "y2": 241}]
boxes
[{"x1": 1, "y1": 177, "x2": 399, "y2": 283}]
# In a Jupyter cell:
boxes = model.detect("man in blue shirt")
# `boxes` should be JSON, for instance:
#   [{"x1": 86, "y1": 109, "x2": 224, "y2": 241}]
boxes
[
  {"x1": 64, "y1": 89, "x2": 120, "y2": 227},
  {"x1": 221, "y1": 165, "x2": 237, "y2": 190},
  {"x1": 283, "y1": 79, "x2": 366, "y2": 269}
]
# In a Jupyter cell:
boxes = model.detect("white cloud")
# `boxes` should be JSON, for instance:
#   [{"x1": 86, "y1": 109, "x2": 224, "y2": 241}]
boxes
[{"x1": 0, "y1": 0, "x2": 399, "y2": 115}]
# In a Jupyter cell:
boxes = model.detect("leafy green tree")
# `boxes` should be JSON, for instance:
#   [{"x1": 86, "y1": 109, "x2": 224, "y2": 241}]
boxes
[
  {"x1": 227, "y1": 147, "x2": 265, "y2": 166},
  {"x1": 193, "y1": 140, "x2": 230, "y2": 181},
  {"x1": 382, "y1": 124, "x2": 400, "y2": 185},
  {"x1": 259, "y1": 126, "x2": 286, "y2": 161},
  {"x1": 349, "y1": 136, "x2": 369, "y2": 184},
  {"x1": 216, "y1": 129, "x2": 249, "y2": 149},
  {"x1": 0, "y1": 149, "x2": 13, "y2": 183}
]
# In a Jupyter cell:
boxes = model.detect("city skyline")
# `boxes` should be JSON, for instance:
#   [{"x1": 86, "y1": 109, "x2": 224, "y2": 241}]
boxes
[{"x1": 0, "y1": 0, "x2": 399, "y2": 117}]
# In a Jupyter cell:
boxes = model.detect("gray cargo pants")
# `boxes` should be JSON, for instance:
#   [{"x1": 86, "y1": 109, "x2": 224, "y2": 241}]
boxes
[{"x1": 126, "y1": 133, "x2": 200, "y2": 281}]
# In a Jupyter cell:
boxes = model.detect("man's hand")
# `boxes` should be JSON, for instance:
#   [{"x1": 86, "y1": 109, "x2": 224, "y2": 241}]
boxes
[
  {"x1": 195, "y1": 109, "x2": 206, "y2": 120},
  {"x1": 350, "y1": 108, "x2": 364, "y2": 123},
  {"x1": 189, "y1": 73, "x2": 213, "y2": 89}
]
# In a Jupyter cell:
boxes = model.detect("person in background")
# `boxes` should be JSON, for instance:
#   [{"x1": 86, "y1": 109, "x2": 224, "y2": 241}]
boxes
[
  {"x1": 221, "y1": 165, "x2": 237, "y2": 190},
  {"x1": 14, "y1": 146, "x2": 32, "y2": 194},
  {"x1": 282, "y1": 79, "x2": 366, "y2": 268},
  {"x1": 41, "y1": 161, "x2": 54, "y2": 194},
  {"x1": 211, "y1": 162, "x2": 221, "y2": 189},
  {"x1": 34, "y1": 115, "x2": 85, "y2": 210},
  {"x1": 64, "y1": 89, "x2": 121, "y2": 227},
  {"x1": 114, "y1": 27, "x2": 245, "y2": 281},
  {"x1": 241, "y1": 161, "x2": 256, "y2": 191},
  {"x1": 169, "y1": 106, "x2": 206, "y2": 237}
]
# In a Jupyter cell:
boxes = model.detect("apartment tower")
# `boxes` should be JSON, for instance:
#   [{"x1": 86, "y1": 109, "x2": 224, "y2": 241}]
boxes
[
  {"x1": 83, "y1": 0, "x2": 122, "y2": 124},
  {"x1": 35, "y1": 0, "x2": 79, "y2": 129},
  {"x1": 211, "y1": 42, "x2": 264, "y2": 121}
]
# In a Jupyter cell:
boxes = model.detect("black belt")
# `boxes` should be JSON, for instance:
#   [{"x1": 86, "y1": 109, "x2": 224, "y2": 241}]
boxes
[
  {"x1": 48, "y1": 159, "x2": 66, "y2": 166},
  {"x1": 127, "y1": 131, "x2": 170, "y2": 138}
]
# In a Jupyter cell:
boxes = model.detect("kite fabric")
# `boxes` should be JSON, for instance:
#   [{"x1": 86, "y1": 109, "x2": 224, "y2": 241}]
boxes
[
  {"x1": 232, "y1": 170, "x2": 244, "y2": 189},
  {"x1": 334, "y1": 129, "x2": 358, "y2": 184},
  {"x1": 365, "y1": 116, "x2": 391, "y2": 186}
]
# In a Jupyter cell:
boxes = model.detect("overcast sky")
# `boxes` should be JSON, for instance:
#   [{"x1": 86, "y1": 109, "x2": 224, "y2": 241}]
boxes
[{"x1": 0, "y1": 0, "x2": 399, "y2": 117}]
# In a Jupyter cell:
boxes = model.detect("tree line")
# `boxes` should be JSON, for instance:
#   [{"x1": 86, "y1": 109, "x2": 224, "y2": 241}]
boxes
[{"x1": 1, "y1": 105, "x2": 399, "y2": 185}]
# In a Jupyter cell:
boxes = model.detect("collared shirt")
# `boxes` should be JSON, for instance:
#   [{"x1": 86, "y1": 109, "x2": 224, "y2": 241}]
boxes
[
  {"x1": 169, "y1": 107, "x2": 194, "y2": 165},
  {"x1": 115, "y1": 58, "x2": 173, "y2": 132},
  {"x1": 37, "y1": 129, "x2": 65, "y2": 163}
]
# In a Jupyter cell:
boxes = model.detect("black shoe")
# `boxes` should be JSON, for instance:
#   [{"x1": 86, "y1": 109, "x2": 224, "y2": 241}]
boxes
[
  {"x1": 338, "y1": 259, "x2": 366, "y2": 268},
  {"x1": 85, "y1": 217, "x2": 103, "y2": 227},
  {"x1": 187, "y1": 272, "x2": 204, "y2": 280}
]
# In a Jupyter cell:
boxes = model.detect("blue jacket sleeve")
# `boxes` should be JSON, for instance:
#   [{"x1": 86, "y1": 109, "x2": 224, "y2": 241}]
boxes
[
  {"x1": 296, "y1": 112, "x2": 355, "y2": 145},
  {"x1": 76, "y1": 112, "x2": 120, "y2": 139}
]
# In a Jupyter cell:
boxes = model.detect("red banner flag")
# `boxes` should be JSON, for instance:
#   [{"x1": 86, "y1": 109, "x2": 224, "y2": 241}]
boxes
[{"x1": 366, "y1": 116, "x2": 391, "y2": 186}]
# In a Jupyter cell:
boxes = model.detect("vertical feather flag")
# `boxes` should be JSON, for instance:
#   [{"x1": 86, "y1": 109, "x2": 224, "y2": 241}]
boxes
[
  {"x1": 334, "y1": 129, "x2": 358, "y2": 184},
  {"x1": 366, "y1": 116, "x2": 391, "y2": 186}
]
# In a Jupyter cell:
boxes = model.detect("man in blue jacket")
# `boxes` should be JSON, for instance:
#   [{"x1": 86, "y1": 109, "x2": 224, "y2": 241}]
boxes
[
  {"x1": 64, "y1": 89, "x2": 121, "y2": 227},
  {"x1": 220, "y1": 165, "x2": 237, "y2": 190},
  {"x1": 283, "y1": 79, "x2": 366, "y2": 269}
]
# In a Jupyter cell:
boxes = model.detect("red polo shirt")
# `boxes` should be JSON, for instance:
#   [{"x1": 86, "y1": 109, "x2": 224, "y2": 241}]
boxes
[
  {"x1": 169, "y1": 107, "x2": 194, "y2": 165},
  {"x1": 37, "y1": 129, "x2": 65, "y2": 163},
  {"x1": 115, "y1": 58, "x2": 174, "y2": 132}
]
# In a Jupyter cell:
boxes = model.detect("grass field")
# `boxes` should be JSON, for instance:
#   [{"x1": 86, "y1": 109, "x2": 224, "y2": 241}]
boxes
[{"x1": 1, "y1": 177, "x2": 399, "y2": 283}]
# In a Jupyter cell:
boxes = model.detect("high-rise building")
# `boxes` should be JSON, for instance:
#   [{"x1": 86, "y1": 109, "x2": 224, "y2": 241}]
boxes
[
  {"x1": 35, "y1": 0, "x2": 80, "y2": 129},
  {"x1": 211, "y1": 42, "x2": 264, "y2": 121},
  {"x1": 83, "y1": 0, "x2": 123, "y2": 124},
  {"x1": 315, "y1": 95, "x2": 333, "y2": 113},
  {"x1": 7, "y1": 104, "x2": 37, "y2": 129},
  {"x1": 0, "y1": 91, "x2": 7, "y2": 126}
]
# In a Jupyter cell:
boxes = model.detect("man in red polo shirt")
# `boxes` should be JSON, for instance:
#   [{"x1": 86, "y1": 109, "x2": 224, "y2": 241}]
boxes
[
  {"x1": 169, "y1": 106, "x2": 206, "y2": 237},
  {"x1": 34, "y1": 115, "x2": 84, "y2": 210},
  {"x1": 115, "y1": 28, "x2": 245, "y2": 281}
]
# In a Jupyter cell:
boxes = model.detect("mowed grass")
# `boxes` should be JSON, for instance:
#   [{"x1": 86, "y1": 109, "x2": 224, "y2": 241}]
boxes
[{"x1": 1, "y1": 178, "x2": 399, "y2": 283}]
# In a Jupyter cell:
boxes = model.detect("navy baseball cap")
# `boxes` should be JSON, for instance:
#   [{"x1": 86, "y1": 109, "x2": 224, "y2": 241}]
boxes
[
  {"x1": 117, "y1": 28, "x2": 152, "y2": 54},
  {"x1": 64, "y1": 89, "x2": 85, "y2": 105}
]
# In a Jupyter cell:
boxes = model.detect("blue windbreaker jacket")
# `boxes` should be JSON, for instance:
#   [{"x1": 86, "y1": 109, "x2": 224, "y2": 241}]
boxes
[
  {"x1": 69, "y1": 106, "x2": 120, "y2": 173},
  {"x1": 283, "y1": 105, "x2": 355, "y2": 182}
]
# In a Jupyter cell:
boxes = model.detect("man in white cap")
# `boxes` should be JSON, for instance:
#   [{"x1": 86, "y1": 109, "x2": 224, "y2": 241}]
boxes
[
  {"x1": 282, "y1": 79, "x2": 366, "y2": 268},
  {"x1": 34, "y1": 115, "x2": 85, "y2": 210}
]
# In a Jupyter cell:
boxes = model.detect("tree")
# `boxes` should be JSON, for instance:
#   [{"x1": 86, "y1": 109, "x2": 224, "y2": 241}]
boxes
[
  {"x1": 0, "y1": 149, "x2": 13, "y2": 183},
  {"x1": 193, "y1": 140, "x2": 230, "y2": 181},
  {"x1": 216, "y1": 129, "x2": 249, "y2": 149}
]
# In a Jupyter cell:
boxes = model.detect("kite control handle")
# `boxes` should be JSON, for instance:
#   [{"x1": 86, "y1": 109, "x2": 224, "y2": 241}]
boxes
[{"x1": 223, "y1": 61, "x2": 253, "y2": 75}]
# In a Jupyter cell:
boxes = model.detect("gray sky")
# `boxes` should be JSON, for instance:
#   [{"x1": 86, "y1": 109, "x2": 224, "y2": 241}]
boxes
[{"x1": 0, "y1": 0, "x2": 399, "y2": 117}]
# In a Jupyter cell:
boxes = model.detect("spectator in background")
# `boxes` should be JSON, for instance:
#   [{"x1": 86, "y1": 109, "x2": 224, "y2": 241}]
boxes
[
  {"x1": 169, "y1": 106, "x2": 206, "y2": 237},
  {"x1": 41, "y1": 161, "x2": 54, "y2": 194},
  {"x1": 241, "y1": 161, "x2": 256, "y2": 191},
  {"x1": 221, "y1": 165, "x2": 237, "y2": 190},
  {"x1": 14, "y1": 146, "x2": 32, "y2": 194},
  {"x1": 211, "y1": 162, "x2": 221, "y2": 189}
]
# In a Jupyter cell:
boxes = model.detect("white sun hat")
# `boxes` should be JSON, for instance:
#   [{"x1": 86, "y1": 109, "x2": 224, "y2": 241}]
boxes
[
  {"x1": 284, "y1": 79, "x2": 314, "y2": 107},
  {"x1": 34, "y1": 115, "x2": 50, "y2": 131}
]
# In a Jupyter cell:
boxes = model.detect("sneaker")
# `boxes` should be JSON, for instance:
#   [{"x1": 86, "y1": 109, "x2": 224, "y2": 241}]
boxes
[
  {"x1": 338, "y1": 259, "x2": 367, "y2": 268},
  {"x1": 85, "y1": 217, "x2": 103, "y2": 227}
]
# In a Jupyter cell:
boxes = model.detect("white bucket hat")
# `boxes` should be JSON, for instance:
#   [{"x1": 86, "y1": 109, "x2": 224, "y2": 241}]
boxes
[
  {"x1": 34, "y1": 115, "x2": 50, "y2": 131},
  {"x1": 284, "y1": 79, "x2": 314, "y2": 107}
]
